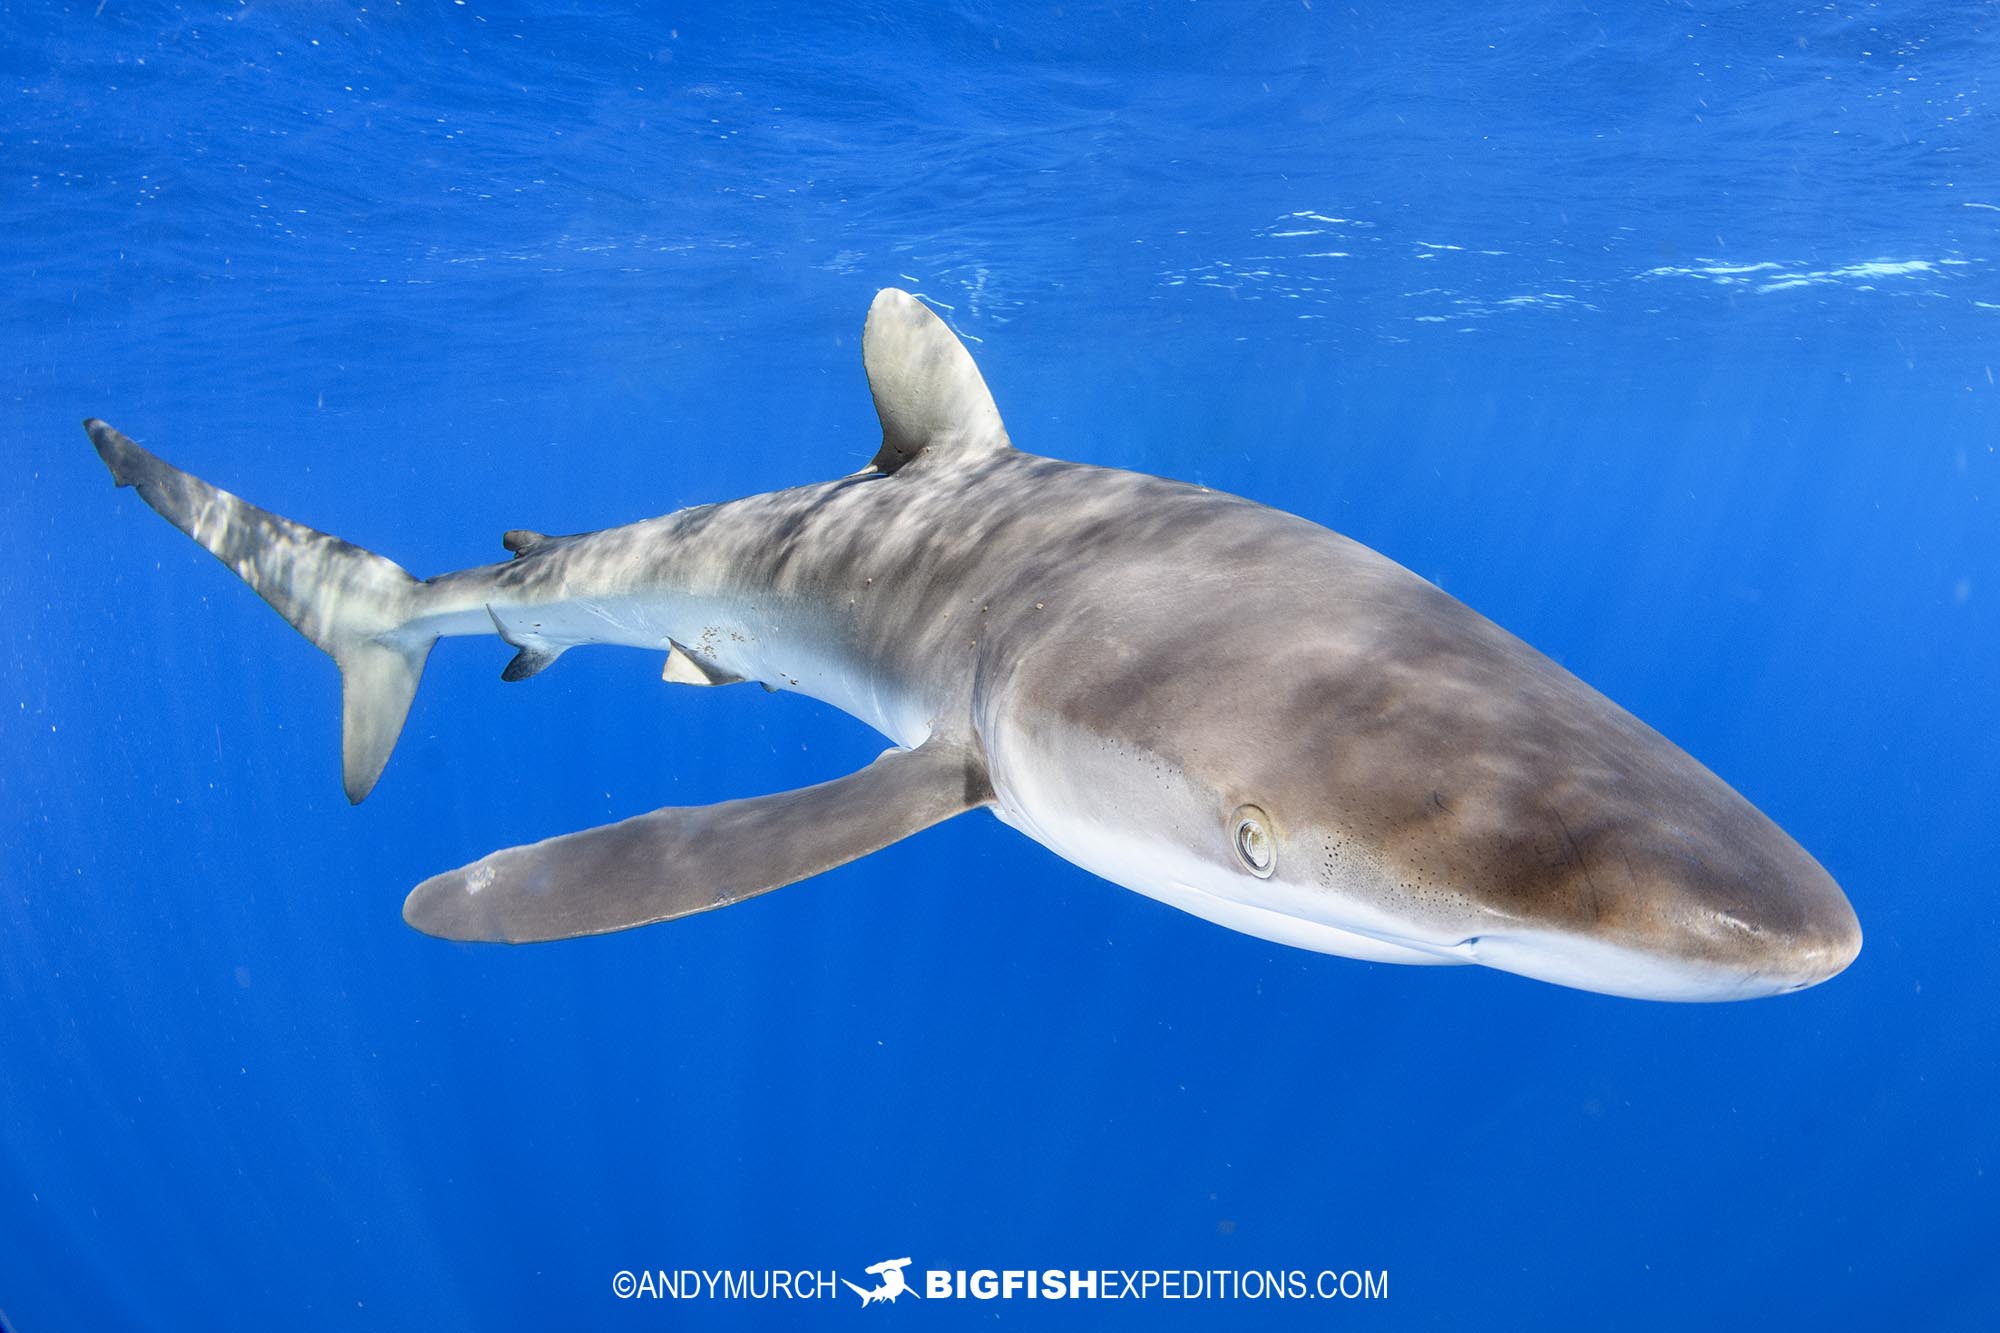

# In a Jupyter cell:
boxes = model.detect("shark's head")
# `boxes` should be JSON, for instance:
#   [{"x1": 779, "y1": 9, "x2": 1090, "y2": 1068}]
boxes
[
  {"x1": 1183, "y1": 709, "x2": 1865, "y2": 1002},
  {"x1": 1005, "y1": 670, "x2": 1860, "y2": 1002},
  {"x1": 981, "y1": 510, "x2": 1861, "y2": 1003}
]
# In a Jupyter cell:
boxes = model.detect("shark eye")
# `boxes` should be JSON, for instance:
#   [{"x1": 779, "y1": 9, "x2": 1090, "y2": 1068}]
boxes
[{"x1": 1231, "y1": 805, "x2": 1276, "y2": 878}]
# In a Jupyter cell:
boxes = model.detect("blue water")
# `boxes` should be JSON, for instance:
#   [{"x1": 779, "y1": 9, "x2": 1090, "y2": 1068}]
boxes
[{"x1": 4, "y1": 2, "x2": 1996, "y2": 1328}]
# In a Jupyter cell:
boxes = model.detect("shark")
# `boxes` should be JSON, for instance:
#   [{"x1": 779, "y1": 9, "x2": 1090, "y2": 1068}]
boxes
[{"x1": 84, "y1": 288, "x2": 1861, "y2": 1001}]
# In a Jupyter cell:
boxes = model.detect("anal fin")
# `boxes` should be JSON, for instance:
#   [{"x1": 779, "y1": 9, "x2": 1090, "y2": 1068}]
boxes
[
  {"x1": 502, "y1": 645, "x2": 565, "y2": 682},
  {"x1": 487, "y1": 604, "x2": 568, "y2": 682},
  {"x1": 402, "y1": 734, "x2": 992, "y2": 943}
]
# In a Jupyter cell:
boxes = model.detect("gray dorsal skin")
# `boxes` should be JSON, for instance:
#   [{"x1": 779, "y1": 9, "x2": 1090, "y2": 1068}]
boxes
[{"x1": 83, "y1": 289, "x2": 1863, "y2": 1001}]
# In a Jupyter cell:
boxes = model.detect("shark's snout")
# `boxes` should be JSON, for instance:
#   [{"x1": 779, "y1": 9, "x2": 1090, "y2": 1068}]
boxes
[
  {"x1": 1441, "y1": 811, "x2": 1863, "y2": 1002},
  {"x1": 1669, "y1": 854, "x2": 1863, "y2": 996}
]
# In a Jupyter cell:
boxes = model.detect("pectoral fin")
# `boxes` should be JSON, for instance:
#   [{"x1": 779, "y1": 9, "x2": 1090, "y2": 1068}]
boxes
[{"x1": 402, "y1": 734, "x2": 991, "y2": 943}]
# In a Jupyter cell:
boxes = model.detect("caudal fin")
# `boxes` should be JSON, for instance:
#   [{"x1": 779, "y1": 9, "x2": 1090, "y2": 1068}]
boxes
[{"x1": 85, "y1": 419, "x2": 435, "y2": 802}]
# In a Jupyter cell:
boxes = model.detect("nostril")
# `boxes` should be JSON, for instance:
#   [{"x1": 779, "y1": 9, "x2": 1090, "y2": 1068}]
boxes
[{"x1": 1711, "y1": 910, "x2": 1765, "y2": 939}]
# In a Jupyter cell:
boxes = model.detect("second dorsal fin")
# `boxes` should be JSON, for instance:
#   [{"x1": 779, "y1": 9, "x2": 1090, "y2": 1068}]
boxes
[
  {"x1": 502, "y1": 529, "x2": 565, "y2": 559},
  {"x1": 862, "y1": 289, "x2": 1011, "y2": 475}
]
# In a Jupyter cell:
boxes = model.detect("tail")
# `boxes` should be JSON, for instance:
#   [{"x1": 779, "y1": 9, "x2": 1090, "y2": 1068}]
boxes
[{"x1": 85, "y1": 419, "x2": 435, "y2": 803}]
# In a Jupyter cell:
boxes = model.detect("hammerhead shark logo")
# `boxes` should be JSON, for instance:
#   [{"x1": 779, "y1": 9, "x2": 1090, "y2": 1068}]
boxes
[{"x1": 843, "y1": 1256, "x2": 918, "y2": 1306}]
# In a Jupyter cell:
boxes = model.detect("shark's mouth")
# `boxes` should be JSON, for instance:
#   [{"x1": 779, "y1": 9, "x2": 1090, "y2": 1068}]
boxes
[
  {"x1": 1427, "y1": 930, "x2": 1843, "y2": 1002},
  {"x1": 1181, "y1": 887, "x2": 1836, "y2": 1001}
]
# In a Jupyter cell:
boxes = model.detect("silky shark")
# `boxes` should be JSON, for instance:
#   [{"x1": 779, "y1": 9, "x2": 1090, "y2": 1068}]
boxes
[{"x1": 85, "y1": 289, "x2": 1861, "y2": 1000}]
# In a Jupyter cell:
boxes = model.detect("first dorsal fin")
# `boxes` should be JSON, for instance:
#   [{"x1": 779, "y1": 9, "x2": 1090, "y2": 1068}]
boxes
[{"x1": 862, "y1": 289, "x2": 1011, "y2": 475}]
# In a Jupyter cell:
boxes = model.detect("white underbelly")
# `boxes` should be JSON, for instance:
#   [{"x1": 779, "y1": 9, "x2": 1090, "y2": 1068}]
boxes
[{"x1": 482, "y1": 590, "x2": 934, "y2": 748}]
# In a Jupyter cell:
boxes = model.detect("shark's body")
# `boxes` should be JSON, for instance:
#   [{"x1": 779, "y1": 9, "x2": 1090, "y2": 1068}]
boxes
[{"x1": 85, "y1": 289, "x2": 1861, "y2": 1000}]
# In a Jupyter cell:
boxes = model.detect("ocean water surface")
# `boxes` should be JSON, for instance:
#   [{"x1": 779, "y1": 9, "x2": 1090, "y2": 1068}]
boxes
[{"x1": 2, "y1": 2, "x2": 1995, "y2": 1328}]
